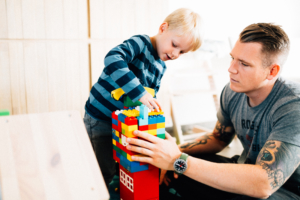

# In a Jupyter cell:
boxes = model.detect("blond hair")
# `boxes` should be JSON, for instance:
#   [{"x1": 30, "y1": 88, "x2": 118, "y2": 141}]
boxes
[{"x1": 164, "y1": 8, "x2": 203, "y2": 51}]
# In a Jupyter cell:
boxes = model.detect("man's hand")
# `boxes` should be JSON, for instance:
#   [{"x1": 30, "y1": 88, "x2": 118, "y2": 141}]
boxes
[
  {"x1": 126, "y1": 130, "x2": 181, "y2": 170},
  {"x1": 139, "y1": 92, "x2": 161, "y2": 112}
]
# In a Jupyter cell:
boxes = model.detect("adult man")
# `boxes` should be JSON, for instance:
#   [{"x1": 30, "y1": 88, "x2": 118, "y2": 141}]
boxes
[{"x1": 126, "y1": 23, "x2": 300, "y2": 199}]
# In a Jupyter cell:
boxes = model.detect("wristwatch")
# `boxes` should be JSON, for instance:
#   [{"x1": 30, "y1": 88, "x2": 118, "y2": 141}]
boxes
[{"x1": 173, "y1": 153, "x2": 189, "y2": 175}]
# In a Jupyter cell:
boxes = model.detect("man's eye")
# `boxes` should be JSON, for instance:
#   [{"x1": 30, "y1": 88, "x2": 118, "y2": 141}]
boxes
[{"x1": 242, "y1": 62, "x2": 248, "y2": 66}]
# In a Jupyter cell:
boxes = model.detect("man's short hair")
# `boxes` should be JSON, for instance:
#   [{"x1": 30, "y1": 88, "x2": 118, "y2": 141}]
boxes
[
  {"x1": 164, "y1": 8, "x2": 203, "y2": 51},
  {"x1": 239, "y1": 23, "x2": 290, "y2": 67}
]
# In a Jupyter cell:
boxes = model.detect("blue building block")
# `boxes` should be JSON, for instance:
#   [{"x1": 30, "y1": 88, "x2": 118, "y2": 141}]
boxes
[
  {"x1": 139, "y1": 104, "x2": 148, "y2": 120},
  {"x1": 148, "y1": 115, "x2": 157, "y2": 125},
  {"x1": 112, "y1": 129, "x2": 116, "y2": 134},
  {"x1": 112, "y1": 132, "x2": 119, "y2": 142},
  {"x1": 157, "y1": 128, "x2": 165, "y2": 135},
  {"x1": 156, "y1": 115, "x2": 165, "y2": 123},
  {"x1": 119, "y1": 154, "x2": 149, "y2": 173},
  {"x1": 118, "y1": 113, "x2": 127, "y2": 124},
  {"x1": 137, "y1": 116, "x2": 148, "y2": 126},
  {"x1": 116, "y1": 152, "x2": 121, "y2": 159},
  {"x1": 112, "y1": 118, "x2": 118, "y2": 126}
]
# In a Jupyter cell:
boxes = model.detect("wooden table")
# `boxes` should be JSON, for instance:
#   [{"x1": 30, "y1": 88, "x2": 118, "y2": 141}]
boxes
[{"x1": 0, "y1": 111, "x2": 109, "y2": 200}]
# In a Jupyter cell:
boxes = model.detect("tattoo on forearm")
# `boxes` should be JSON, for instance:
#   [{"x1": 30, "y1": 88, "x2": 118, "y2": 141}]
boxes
[
  {"x1": 257, "y1": 141, "x2": 300, "y2": 190},
  {"x1": 212, "y1": 121, "x2": 235, "y2": 144},
  {"x1": 180, "y1": 134, "x2": 213, "y2": 149}
]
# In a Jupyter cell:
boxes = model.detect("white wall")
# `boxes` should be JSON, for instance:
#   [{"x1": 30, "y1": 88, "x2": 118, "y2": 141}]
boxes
[{"x1": 169, "y1": 0, "x2": 300, "y2": 40}]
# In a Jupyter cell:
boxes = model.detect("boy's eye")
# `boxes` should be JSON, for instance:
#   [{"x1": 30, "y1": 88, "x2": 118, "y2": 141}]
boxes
[{"x1": 172, "y1": 42, "x2": 177, "y2": 47}]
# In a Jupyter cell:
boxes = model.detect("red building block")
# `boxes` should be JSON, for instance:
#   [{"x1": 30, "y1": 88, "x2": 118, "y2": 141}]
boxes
[
  {"x1": 118, "y1": 120, "x2": 122, "y2": 133},
  {"x1": 138, "y1": 125, "x2": 148, "y2": 131},
  {"x1": 112, "y1": 111, "x2": 118, "y2": 120},
  {"x1": 112, "y1": 124, "x2": 118, "y2": 131},
  {"x1": 119, "y1": 165, "x2": 159, "y2": 200},
  {"x1": 125, "y1": 117, "x2": 138, "y2": 125}
]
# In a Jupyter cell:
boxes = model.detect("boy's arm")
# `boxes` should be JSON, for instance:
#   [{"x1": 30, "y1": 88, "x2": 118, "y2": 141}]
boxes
[
  {"x1": 104, "y1": 36, "x2": 161, "y2": 111},
  {"x1": 104, "y1": 36, "x2": 147, "y2": 103}
]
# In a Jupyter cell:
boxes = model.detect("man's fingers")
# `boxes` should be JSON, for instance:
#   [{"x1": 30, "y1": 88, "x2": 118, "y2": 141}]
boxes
[
  {"x1": 129, "y1": 130, "x2": 158, "y2": 144},
  {"x1": 127, "y1": 144, "x2": 153, "y2": 156}
]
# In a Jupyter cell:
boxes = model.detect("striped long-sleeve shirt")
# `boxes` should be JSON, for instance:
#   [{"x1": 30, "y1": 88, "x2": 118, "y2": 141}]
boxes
[{"x1": 85, "y1": 35, "x2": 167, "y2": 122}]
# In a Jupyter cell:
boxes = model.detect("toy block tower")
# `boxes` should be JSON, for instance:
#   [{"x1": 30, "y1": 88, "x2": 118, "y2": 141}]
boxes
[{"x1": 111, "y1": 88, "x2": 165, "y2": 200}]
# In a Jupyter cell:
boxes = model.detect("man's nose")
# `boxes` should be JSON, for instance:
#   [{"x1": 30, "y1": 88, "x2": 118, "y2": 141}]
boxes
[{"x1": 228, "y1": 60, "x2": 238, "y2": 74}]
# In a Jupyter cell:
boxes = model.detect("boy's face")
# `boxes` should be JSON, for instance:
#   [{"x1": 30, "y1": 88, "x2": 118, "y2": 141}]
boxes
[
  {"x1": 155, "y1": 23, "x2": 193, "y2": 61},
  {"x1": 228, "y1": 40, "x2": 272, "y2": 95}
]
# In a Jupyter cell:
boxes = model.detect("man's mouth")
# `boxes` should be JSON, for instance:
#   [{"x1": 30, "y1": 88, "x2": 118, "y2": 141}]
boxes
[{"x1": 230, "y1": 78, "x2": 238, "y2": 83}]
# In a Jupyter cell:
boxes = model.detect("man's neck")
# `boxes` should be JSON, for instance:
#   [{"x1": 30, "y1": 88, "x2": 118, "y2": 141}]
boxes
[{"x1": 246, "y1": 80, "x2": 277, "y2": 107}]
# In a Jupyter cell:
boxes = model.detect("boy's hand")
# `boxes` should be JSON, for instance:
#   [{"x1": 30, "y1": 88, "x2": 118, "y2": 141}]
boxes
[{"x1": 139, "y1": 92, "x2": 161, "y2": 112}]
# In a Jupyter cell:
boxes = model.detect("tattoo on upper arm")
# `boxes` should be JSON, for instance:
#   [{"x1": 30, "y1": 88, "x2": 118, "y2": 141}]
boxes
[
  {"x1": 212, "y1": 121, "x2": 235, "y2": 144},
  {"x1": 257, "y1": 140, "x2": 300, "y2": 190},
  {"x1": 180, "y1": 134, "x2": 213, "y2": 149}
]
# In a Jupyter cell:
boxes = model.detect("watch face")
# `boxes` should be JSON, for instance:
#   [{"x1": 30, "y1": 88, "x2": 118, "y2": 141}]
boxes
[{"x1": 174, "y1": 159, "x2": 187, "y2": 173}]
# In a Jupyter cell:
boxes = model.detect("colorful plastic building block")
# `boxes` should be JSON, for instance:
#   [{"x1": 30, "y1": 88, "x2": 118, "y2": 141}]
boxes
[{"x1": 111, "y1": 87, "x2": 164, "y2": 200}]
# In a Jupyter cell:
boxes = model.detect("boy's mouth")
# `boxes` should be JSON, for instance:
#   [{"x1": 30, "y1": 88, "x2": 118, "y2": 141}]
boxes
[{"x1": 166, "y1": 54, "x2": 171, "y2": 60}]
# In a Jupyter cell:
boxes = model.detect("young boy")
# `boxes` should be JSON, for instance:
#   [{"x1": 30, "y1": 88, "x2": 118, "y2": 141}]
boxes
[{"x1": 83, "y1": 8, "x2": 204, "y2": 188}]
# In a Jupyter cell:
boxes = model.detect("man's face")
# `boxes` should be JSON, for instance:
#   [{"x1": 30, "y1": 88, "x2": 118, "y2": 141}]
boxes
[
  {"x1": 155, "y1": 25, "x2": 192, "y2": 61},
  {"x1": 228, "y1": 40, "x2": 270, "y2": 95}
]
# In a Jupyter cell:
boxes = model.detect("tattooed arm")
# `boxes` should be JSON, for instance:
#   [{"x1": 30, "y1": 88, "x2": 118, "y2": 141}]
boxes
[
  {"x1": 255, "y1": 140, "x2": 300, "y2": 194},
  {"x1": 179, "y1": 120, "x2": 236, "y2": 155}
]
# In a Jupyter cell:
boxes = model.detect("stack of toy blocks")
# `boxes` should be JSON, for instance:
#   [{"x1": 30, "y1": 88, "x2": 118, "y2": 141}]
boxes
[{"x1": 112, "y1": 104, "x2": 165, "y2": 200}]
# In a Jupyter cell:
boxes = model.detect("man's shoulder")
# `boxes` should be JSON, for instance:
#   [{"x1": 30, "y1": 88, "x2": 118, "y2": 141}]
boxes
[{"x1": 278, "y1": 77, "x2": 300, "y2": 98}]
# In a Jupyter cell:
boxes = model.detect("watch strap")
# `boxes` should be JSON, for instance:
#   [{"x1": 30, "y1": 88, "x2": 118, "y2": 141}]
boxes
[{"x1": 180, "y1": 152, "x2": 188, "y2": 161}]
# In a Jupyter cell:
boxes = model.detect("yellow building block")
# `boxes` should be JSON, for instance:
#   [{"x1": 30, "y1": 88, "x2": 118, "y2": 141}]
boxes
[
  {"x1": 148, "y1": 111, "x2": 164, "y2": 116},
  {"x1": 128, "y1": 125, "x2": 138, "y2": 132},
  {"x1": 122, "y1": 109, "x2": 139, "y2": 117},
  {"x1": 157, "y1": 123, "x2": 165, "y2": 129},
  {"x1": 148, "y1": 129, "x2": 157, "y2": 136},
  {"x1": 115, "y1": 130, "x2": 120, "y2": 137},
  {"x1": 112, "y1": 139, "x2": 116, "y2": 146}
]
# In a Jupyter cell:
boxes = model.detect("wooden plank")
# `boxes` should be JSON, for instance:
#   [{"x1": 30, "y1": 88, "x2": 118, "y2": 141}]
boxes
[
  {"x1": 44, "y1": 0, "x2": 64, "y2": 39},
  {"x1": 35, "y1": 0, "x2": 46, "y2": 39},
  {"x1": 77, "y1": 0, "x2": 88, "y2": 38},
  {"x1": 104, "y1": 0, "x2": 122, "y2": 39},
  {"x1": 29, "y1": 113, "x2": 73, "y2": 199},
  {"x1": 65, "y1": 42, "x2": 81, "y2": 111},
  {"x1": 46, "y1": 42, "x2": 67, "y2": 111},
  {"x1": 0, "y1": 117, "x2": 21, "y2": 200},
  {"x1": 6, "y1": 0, "x2": 23, "y2": 38},
  {"x1": 0, "y1": 0, "x2": 8, "y2": 38},
  {"x1": 63, "y1": 0, "x2": 79, "y2": 39},
  {"x1": 89, "y1": 0, "x2": 104, "y2": 39},
  {"x1": 23, "y1": 42, "x2": 49, "y2": 113},
  {"x1": 36, "y1": 42, "x2": 49, "y2": 112},
  {"x1": 21, "y1": 0, "x2": 37, "y2": 39},
  {"x1": 0, "y1": 111, "x2": 108, "y2": 200},
  {"x1": 78, "y1": 42, "x2": 89, "y2": 117},
  {"x1": 9, "y1": 115, "x2": 46, "y2": 199},
  {"x1": 121, "y1": 0, "x2": 135, "y2": 39},
  {"x1": 0, "y1": 42, "x2": 12, "y2": 113},
  {"x1": 9, "y1": 42, "x2": 27, "y2": 115},
  {"x1": 90, "y1": 42, "x2": 105, "y2": 85},
  {"x1": 135, "y1": 0, "x2": 149, "y2": 34}
]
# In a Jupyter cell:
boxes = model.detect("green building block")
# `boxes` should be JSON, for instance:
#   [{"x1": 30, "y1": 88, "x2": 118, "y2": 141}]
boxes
[
  {"x1": 124, "y1": 96, "x2": 142, "y2": 107},
  {"x1": 0, "y1": 110, "x2": 10, "y2": 116}
]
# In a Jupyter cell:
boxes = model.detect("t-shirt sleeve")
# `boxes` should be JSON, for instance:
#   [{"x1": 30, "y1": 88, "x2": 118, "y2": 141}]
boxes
[
  {"x1": 217, "y1": 83, "x2": 234, "y2": 127},
  {"x1": 103, "y1": 36, "x2": 147, "y2": 102},
  {"x1": 268, "y1": 100, "x2": 300, "y2": 147}
]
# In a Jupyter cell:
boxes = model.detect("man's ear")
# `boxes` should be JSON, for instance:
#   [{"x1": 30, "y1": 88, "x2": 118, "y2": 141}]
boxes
[
  {"x1": 159, "y1": 22, "x2": 168, "y2": 34},
  {"x1": 267, "y1": 64, "x2": 280, "y2": 80}
]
